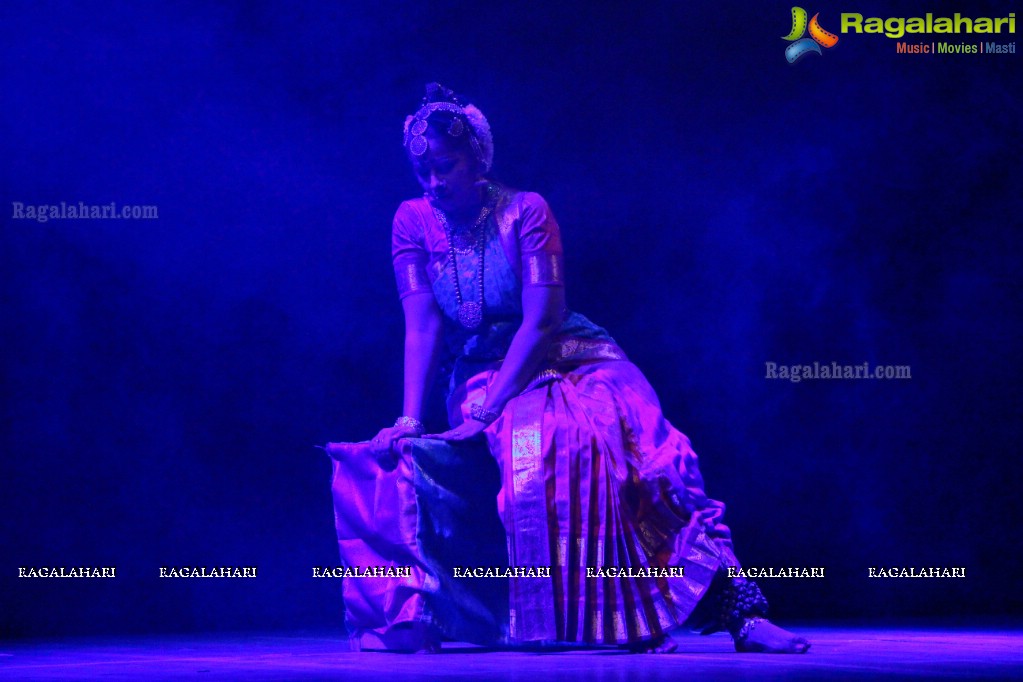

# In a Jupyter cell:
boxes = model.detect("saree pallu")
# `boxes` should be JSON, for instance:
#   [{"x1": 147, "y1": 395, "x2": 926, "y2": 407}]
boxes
[
  {"x1": 327, "y1": 439, "x2": 508, "y2": 650},
  {"x1": 451, "y1": 357, "x2": 741, "y2": 645}
]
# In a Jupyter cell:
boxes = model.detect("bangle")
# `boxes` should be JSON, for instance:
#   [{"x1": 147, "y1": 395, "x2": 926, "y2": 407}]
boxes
[
  {"x1": 469, "y1": 403, "x2": 500, "y2": 424},
  {"x1": 394, "y1": 416, "x2": 425, "y2": 436}
]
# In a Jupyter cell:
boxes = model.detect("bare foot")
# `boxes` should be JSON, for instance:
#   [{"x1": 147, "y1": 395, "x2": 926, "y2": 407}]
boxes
[
  {"x1": 625, "y1": 634, "x2": 678, "y2": 654},
  {"x1": 734, "y1": 619, "x2": 810, "y2": 654}
]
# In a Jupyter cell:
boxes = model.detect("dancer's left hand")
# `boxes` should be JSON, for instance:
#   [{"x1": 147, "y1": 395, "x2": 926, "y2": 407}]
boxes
[{"x1": 423, "y1": 420, "x2": 489, "y2": 441}]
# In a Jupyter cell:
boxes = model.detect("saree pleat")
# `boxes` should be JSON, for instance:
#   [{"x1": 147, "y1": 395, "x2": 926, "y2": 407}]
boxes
[{"x1": 455, "y1": 359, "x2": 735, "y2": 645}]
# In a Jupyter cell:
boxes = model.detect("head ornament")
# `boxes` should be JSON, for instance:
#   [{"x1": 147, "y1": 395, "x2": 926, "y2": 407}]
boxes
[{"x1": 402, "y1": 83, "x2": 493, "y2": 172}]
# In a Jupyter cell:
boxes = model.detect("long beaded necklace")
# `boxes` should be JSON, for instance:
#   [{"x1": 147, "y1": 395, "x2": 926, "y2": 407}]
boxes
[{"x1": 432, "y1": 185, "x2": 498, "y2": 329}]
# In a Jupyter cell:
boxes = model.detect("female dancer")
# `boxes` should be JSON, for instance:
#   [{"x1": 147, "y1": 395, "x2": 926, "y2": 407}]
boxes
[{"x1": 367, "y1": 83, "x2": 809, "y2": 654}]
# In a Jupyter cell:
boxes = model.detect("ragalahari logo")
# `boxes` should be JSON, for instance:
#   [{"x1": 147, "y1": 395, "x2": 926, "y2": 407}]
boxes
[{"x1": 783, "y1": 7, "x2": 839, "y2": 63}]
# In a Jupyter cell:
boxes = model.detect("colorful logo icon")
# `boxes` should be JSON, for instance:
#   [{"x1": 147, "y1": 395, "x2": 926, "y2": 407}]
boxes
[{"x1": 782, "y1": 7, "x2": 839, "y2": 63}]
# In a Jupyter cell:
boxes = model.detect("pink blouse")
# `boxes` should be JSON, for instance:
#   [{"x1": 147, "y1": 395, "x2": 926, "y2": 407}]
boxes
[{"x1": 391, "y1": 189, "x2": 566, "y2": 300}]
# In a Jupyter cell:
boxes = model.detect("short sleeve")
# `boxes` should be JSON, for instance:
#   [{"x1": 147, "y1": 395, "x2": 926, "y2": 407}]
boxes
[
  {"x1": 518, "y1": 192, "x2": 565, "y2": 287},
  {"x1": 391, "y1": 202, "x2": 431, "y2": 299}
]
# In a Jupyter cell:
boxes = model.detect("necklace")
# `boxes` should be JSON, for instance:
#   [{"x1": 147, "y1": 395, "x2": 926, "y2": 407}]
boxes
[
  {"x1": 432, "y1": 185, "x2": 498, "y2": 329},
  {"x1": 448, "y1": 228, "x2": 478, "y2": 255}
]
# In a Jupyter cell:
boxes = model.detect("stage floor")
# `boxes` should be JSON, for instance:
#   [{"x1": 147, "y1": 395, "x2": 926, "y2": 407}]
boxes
[{"x1": 2, "y1": 626, "x2": 1022, "y2": 681}]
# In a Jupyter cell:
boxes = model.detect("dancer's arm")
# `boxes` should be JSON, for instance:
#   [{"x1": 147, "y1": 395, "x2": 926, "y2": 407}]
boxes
[
  {"x1": 480, "y1": 285, "x2": 564, "y2": 413},
  {"x1": 371, "y1": 292, "x2": 443, "y2": 451},
  {"x1": 401, "y1": 292, "x2": 444, "y2": 421},
  {"x1": 424, "y1": 285, "x2": 563, "y2": 441}
]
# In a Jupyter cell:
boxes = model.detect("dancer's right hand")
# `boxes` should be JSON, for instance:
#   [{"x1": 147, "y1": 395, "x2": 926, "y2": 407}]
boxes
[{"x1": 370, "y1": 423, "x2": 420, "y2": 454}]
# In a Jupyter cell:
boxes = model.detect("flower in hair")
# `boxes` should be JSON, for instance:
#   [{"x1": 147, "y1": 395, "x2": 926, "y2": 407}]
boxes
[{"x1": 462, "y1": 104, "x2": 494, "y2": 172}]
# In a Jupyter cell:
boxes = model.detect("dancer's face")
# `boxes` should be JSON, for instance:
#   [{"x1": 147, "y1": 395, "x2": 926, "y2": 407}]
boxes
[{"x1": 411, "y1": 131, "x2": 482, "y2": 216}]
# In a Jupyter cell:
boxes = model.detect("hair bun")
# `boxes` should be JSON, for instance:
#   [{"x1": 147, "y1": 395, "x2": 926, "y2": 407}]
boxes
[{"x1": 424, "y1": 82, "x2": 460, "y2": 106}]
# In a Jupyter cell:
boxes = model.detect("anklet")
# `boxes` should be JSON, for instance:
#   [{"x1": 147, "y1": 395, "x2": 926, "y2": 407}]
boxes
[
  {"x1": 716, "y1": 576, "x2": 770, "y2": 638},
  {"x1": 736, "y1": 617, "x2": 768, "y2": 644}
]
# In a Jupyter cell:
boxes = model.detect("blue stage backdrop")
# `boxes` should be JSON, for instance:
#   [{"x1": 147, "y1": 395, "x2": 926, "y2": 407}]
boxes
[{"x1": 1, "y1": 1, "x2": 1020, "y2": 636}]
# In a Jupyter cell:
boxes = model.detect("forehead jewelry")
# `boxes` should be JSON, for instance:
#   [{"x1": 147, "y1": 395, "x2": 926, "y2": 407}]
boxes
[{"x1": 406, "y1": 102, "x2": 466, "y2": 157}]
